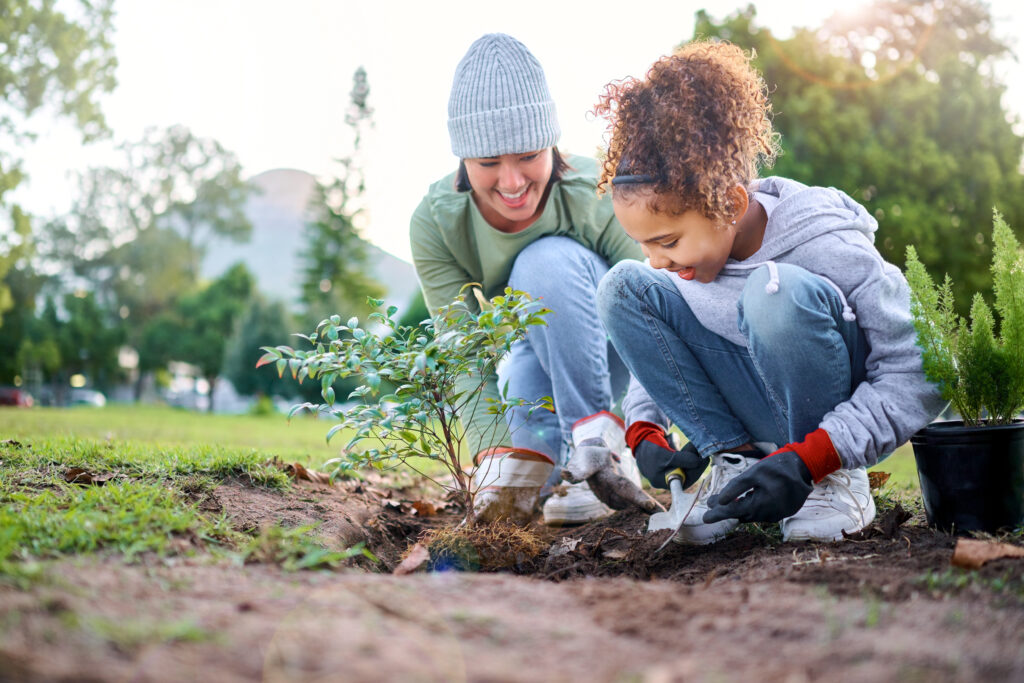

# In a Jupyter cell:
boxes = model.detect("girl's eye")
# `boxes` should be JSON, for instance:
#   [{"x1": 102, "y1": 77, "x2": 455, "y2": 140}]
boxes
[
  {"x1": 478, "y1": 161, "x2": 498, "y2": 168},
  {"x1": 520, "y1": 153, "x2": 538, "y2": 162},
  {"x1": 660, "y1": 240, "x2": 678, "y2": 249}
]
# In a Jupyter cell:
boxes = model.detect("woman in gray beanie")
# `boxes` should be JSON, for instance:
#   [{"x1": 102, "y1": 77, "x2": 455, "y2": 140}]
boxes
[{"x1": 410, "y1": 33, "x2": 662, "y2": 525}]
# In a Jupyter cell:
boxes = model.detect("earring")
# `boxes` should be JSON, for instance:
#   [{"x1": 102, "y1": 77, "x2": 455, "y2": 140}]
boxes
[{"x1": 731, "y1": 220, "x2": 736, "y2": 225}]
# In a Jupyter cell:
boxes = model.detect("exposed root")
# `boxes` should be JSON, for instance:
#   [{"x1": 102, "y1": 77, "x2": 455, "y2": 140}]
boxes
[{"x1": 414, "y1": 521, "x2": 546, "y2": 572}]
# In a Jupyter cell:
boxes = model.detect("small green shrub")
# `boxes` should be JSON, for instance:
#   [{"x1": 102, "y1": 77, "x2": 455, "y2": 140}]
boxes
[
  {"x1": 260, "y1": 287, "x2": 550, "y2": 523},
  {"x1": 905, "y1": 210, "x2": 1024, "y2": 425}
]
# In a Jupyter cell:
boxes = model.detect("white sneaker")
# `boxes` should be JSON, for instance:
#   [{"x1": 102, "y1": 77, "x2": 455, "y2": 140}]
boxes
[
  {"x1": 542, "y1": 481, "x2": 613, "y2": 525},
  {"x1": 673, "y1": 450, "x2": 762, "y2": 545},
  {"x1": 781, "y1": 468, "x2": 876, "y2": 542}
]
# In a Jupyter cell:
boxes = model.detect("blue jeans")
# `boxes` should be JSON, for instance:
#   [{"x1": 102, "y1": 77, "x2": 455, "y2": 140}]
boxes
[
  {"x1": 497, "y1": 237, "x2": 631, "y2": 466},
  {"x1": 596, "y1": 261, "x2": 868, "y2": 458}
]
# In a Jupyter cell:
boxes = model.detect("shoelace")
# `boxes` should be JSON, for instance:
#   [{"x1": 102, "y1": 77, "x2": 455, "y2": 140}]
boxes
[
  {"x1": 679, "y1": 455, "x2": 745, "y2": 524},
  {"x1": 803, "y1": 471, "x2": 867, "y2": 524}
]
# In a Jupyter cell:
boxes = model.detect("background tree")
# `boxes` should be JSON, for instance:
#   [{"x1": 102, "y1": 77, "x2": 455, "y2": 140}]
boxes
[
  {"x1": 176, "y1": 263, "x2": 255, "y2": 412},
  {"x1": 43, "y1": 126, "x2": 255, "y2": 398},
  {"x1": 57, "y1": 125, "x2": 255, "y2": 282},
  {"x1": 0, "y1": 0, "x2": 117, "y2": 326},
  {"x1": 297, "y1": 67, "x2": 384, "y2": 328},
  {"x1": 397, "y1": 289, "x2": 432, "y2": 332},
  {"x1": 56, "y1": 291, "x2": 124, "y2": 392},
  {"x1": 693, "y1": 0, "x2": 1024, "y2": 314},
  {"x1": 0, "y1": 259, "x2": 50, "y2": 384},
  {"x1": 223, "y1": 294, "x2": 300, "y2": 401}
]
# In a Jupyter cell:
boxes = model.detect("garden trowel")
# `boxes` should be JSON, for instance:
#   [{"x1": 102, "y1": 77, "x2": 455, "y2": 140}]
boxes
[{"x1": 646, "y1": 468, "x2": 699, "y2": 551}]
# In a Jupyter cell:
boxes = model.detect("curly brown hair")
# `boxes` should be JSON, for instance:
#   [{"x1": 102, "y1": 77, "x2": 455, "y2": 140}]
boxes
[{"x1": 594, "y1": 40, "x2": 780, "y2": 224}]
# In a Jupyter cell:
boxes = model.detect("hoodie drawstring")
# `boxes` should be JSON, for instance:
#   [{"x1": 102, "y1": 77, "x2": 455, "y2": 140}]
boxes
[{"x1": 724, "y1": 261, "x2": 856, "y2": 322}]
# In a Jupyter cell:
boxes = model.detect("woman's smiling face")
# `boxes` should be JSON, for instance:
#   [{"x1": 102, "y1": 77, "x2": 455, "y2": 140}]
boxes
[
  {"x1": 464, "y1": 149, "x2": 553, "y2": 232},
  {"x1": 613, "y1": 191, "x2": 739, "y2": 283}
]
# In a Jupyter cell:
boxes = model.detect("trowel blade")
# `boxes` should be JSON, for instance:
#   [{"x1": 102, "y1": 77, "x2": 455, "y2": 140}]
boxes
[
  {"x1": 646, "y1": 476, "x2": 698, "y2": 551},
  {"x1": 653, "y1": 489, "x2": 697, "y2": 551}
]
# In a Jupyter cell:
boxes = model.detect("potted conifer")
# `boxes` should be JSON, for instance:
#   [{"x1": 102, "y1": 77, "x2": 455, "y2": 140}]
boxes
[{"x1": 904, "y1": 210, "x2": 1024, "y2": 532}]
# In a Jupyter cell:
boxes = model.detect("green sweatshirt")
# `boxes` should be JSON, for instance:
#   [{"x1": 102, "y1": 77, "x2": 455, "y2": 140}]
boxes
[{"x1": 409, "y1": 154, "x2": 642, "y2": 456}]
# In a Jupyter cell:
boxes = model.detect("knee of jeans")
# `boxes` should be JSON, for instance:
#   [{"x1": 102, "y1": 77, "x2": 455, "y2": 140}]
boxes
[
  {"x1": 739, "y1": 264, "x2": 835, "y2": 338},
  {"x1": 596, "y1": 260, "x2": 645, "y2": 324},
  {"x1": 508, "y1": 236, "x2": 599, "y2": 293}
]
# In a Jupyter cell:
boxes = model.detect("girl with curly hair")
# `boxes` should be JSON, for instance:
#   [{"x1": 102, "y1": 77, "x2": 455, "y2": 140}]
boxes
[{"x1": 593, "y1": 40, "x2": 945, "y2": 543}]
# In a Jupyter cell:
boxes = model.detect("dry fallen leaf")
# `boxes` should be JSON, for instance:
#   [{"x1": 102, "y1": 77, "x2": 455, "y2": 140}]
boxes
[
  {"x1": 393, "y1": 542, "x2": 431, "y2": 575},
  {"x1": 602, "y1": 548, "x2": 628, "y2": 560},
  {"x1": 282, "y1": 462, "x2": 333, "y2": 485},
  {"x1": 64, "y1": 468, "x2": 113, "y2": 486},
  {"x1": 951, "y1": 538, "x2": 1024, "y2": 570},
  {"x1": 548, "y1": 537, "x2": 581, "y2": 558},
  {"x1": 411, "y1": 501, "x2": 438, "y2": 517},
  {"x1": 867, "y1": 471, "x2": 891, "y2": 490}
]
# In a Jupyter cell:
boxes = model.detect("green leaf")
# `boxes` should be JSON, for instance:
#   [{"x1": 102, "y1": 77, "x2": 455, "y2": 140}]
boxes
[
  {"x1": 326, "y1": 423, "x2": 345, "y2": 443},
  {"x1": 255, "y1": 351, "x2": 278, "y2": 368}
]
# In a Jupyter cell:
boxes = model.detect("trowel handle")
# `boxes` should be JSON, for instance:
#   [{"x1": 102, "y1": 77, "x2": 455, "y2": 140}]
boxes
[
  {"x1": 666, "y1": 469, "x2": 688, "y2": 501},
  {"x1": 666, "y1": 467, "x2": 686, "y2": 487}
]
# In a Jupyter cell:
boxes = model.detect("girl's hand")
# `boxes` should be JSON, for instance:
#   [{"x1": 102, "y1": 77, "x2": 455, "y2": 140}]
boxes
[{"x1": 702, "y1": 450, "x2": 813, "y2": 523}]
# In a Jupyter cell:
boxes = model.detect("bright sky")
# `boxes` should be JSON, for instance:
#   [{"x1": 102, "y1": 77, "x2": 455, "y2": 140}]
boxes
[{"x1": 13, "y1": 0, "x2": 1024, "y2": 263}]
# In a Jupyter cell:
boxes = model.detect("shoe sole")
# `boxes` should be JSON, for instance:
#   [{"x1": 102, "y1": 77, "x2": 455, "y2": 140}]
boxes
[
  {"x1": 542, "y1": 504, "x2": 613, "y2": 526},
  {"x1": 672, "y1": 519, "x2": 738, "y2": 545},
  {"x1": 782, "y1": 496, "x2": 877, "y2": 542}
]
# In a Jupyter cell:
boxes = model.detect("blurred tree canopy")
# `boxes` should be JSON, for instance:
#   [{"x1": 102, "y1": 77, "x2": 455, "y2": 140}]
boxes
[
  {"x1": 694, "y1": 0, "x2": 1024, "y2": 313},
  {"x1": 35, "y1": 125, "x2": 256, "y2": 399},
  {"x1": 298, "y1": 67, "x2": 384, "y2": 329},
  {"x1": 397, "y1": 288, "x2": 431, "y2": 330},
  {"x1": 223, "y1": 294, "x2": 297, "y2": 400},
  {"x1": 0, "y1": 0, "x2": 117, "y2": 327},
  {"x1": 175, "y1": 263, "x2": 254, "y2": 412},
  {"x1": 52, "y1": 125, "x2": 254, "y2": 284}
]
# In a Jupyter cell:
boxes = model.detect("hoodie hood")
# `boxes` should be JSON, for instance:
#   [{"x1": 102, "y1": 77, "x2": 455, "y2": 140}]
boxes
[
  {"x1": 726, "y1": 176, "x2": 878, "y2": 267},
  {"x1": 715, "y1": 177, "x2": 878, "y2": 323}
]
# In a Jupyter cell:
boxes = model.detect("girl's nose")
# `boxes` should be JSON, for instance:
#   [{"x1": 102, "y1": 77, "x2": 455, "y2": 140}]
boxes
[{"x1": 648, "y1": 251, "x2": 672, "y2": 270}]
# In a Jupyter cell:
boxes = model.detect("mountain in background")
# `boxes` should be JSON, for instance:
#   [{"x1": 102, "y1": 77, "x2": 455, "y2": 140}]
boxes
[{"x1": 201, "y1": 168, "x2": 420, "y2": 313}]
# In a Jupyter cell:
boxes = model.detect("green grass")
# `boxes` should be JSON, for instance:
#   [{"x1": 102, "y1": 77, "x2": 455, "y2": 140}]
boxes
[
  {"x1": 0, "y1": 404, "x2": 345, "y2": 463},
  {"x1": 0, "y1": 404, "x2": 384, "y2": 583},
  {"x1": 871, "y1": 442, "x2": 920, "y2": 492},
  {"x1": 917, "y1": 566, "x2": 1024, "y2": 603}
]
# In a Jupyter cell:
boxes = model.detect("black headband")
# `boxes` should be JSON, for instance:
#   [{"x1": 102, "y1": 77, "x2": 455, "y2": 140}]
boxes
[{"x1": 611, "y1": 173, "x2": 659, "y2": 186}]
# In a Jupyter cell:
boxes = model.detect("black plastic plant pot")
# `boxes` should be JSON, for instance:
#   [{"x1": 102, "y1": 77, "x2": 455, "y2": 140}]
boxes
[{"x1": 910, "y1": 420, "x2": 1024, "y2": 533}]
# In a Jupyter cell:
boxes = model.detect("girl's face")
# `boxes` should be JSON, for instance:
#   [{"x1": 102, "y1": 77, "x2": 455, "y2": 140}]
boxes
[
  {"x1": 464, "y1": 148, "x2": 553, "y2": 232},
  {"x1": 613, "y1": 192, "x2": 742, "y2": 284}
]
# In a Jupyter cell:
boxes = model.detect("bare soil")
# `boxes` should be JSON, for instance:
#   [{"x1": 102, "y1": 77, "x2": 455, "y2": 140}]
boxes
[{"x1": 2, "y1": 477, "x2": 1023, "y2": 682}]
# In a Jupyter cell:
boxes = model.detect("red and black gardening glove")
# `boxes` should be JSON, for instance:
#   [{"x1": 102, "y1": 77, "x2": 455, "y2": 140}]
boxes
[
  {"x1": 703, "y1": 428, "x2": 842, "y2": 524},
  {"x1": 626, "y1": 421, "x2": 709, "y2": 490}
]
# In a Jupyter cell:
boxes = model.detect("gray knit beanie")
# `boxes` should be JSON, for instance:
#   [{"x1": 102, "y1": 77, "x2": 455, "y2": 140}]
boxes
[{"x1": 447, "y1": 33, "x2": 560, "y2": 159}]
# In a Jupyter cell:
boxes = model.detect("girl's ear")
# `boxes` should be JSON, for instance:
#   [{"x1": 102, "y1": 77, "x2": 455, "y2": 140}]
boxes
[{"x1": 727, "y1": 185, "x2": 749, "y2": 223}]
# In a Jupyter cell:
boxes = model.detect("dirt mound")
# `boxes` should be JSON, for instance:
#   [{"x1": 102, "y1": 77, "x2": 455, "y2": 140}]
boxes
[
  {"x1": 210, "y1": 475, "x2": 450, "y2": 570},
  {"x1": 4, "y1": 478, "x2": 1024, "y2": 681},
  {"x1": 208, "y1": 479, "x2": 1021, "y2": 612}
]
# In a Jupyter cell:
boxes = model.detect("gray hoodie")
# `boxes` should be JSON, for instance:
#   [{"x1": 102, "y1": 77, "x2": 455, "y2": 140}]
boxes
[{"x1": 623, "y1": 176, "x2": 946, "y2": 469}]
